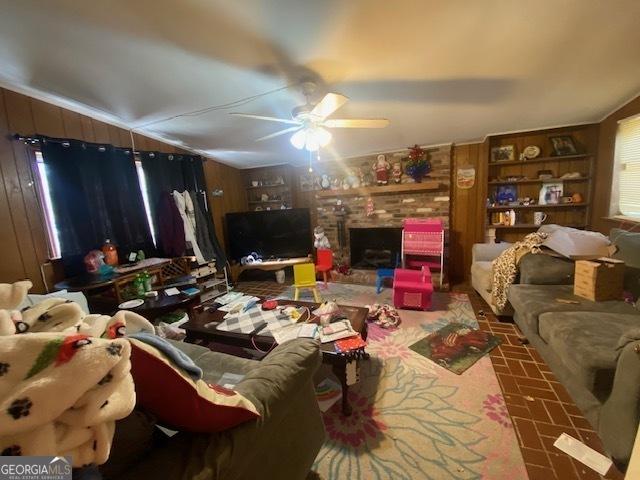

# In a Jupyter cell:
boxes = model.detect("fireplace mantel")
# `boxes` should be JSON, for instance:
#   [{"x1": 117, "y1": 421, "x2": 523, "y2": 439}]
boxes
[{"x1": 315, "y1": 180, "x2": 442, "y2": 198}]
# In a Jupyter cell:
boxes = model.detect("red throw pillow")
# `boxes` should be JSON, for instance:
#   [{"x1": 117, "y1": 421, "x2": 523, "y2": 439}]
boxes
[{"x1": 129, "y1": 339, "x2": 259, "y2": 432}]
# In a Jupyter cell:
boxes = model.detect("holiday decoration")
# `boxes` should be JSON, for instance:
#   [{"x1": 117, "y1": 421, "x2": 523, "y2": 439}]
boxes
[
  {"x1": 320, "y1": 174, "x2": 331, "y2": 189},
  {"x1": 372, "y1": 154, "x2": 390, "y2": 185},
  {"x1": 314, "y1": 226, "x2": 331, "y2": 249},
  {"x1": 392, "y1": 162, "x2": 403, "y2": 184},
  {"x1": 404, "y1": 144, "x2": 432, "y2": 182},
  {"x1": 366, "y1": 197, "x2": 375, "y2": 217}
]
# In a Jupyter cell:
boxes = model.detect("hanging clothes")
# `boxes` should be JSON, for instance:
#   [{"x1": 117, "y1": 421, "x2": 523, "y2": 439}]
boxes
[
  {"x1": 156, "y1": 192, "x2": 185, "y2": 257},
  {"x1": 189, "y1": 191, "x2": 216, "y2": 263},
  {"x1": 173, "y1": 190, "x2": 206, "y2": 264}
]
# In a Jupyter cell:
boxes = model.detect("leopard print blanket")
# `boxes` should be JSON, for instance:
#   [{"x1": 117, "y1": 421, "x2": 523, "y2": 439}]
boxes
[{"x1": 491, "y1": 232, "x2": 548, "y2": 309}]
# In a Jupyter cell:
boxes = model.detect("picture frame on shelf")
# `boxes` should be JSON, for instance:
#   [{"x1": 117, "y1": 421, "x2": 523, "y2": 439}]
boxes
[
  {"x1": 496, "y1": 184, "x2": 517, "y2": 204},
  {"x1": 549, "y1": 135, "x2": 578, "y2": 156},
  {"x1": 491, "y1": 145, "x2": 516, "y2": 162},
  {"x1": 539, "y1": 182, "x2": 563, "y2": 205}
]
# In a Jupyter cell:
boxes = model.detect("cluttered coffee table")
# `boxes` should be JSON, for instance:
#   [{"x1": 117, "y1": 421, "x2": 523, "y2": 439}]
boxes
[{"x1": 183, "y1": 295, "x2": 369, "y2": 416}]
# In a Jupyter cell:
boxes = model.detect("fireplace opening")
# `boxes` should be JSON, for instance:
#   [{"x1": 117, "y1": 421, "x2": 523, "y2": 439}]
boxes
[{"x1": 349, "y1": 227, "x2": 402, "y2": 269}]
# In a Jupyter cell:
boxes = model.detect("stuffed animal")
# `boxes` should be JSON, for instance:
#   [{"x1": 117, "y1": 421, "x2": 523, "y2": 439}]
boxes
[
  {"x1": 0, "y1": 280, "x2": 32, "y2": 310},
  {"x1": 314, "y1": 226, "x2": 331, "y2": 249},
  {"x1": 373, "y1": 154, "x2": 390, "y2": 185}
]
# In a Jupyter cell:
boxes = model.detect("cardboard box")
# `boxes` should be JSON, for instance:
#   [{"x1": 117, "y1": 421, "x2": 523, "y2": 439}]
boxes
[{"x1": 574, "y1": 258, "x2": 625, "y2": 301}]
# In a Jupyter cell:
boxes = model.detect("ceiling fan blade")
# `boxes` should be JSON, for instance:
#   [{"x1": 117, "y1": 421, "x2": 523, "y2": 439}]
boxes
[
  {"x1": 230, "y1": 113, "x2": 300, "y2": 125},
  {"x1": 322, "y1": 118, "x2": 390, "y2": 128},
  {"x1": 310, "y1": 93, "x2": 348, "y2": 119},
  {"x1": 255, "y1": 126, "x2": 301, "y2": 142}
]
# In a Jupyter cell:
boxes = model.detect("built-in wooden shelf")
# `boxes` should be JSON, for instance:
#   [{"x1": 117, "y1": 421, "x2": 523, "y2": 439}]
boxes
[
  {"x1": 488, "y1": 154, "x2": 592, "y2": 167},
  {"x1": 248, "y1": 199, "x2": 285, "y2": 204},
  {"x1": 487, "y1": 203, "x2": 589, "y2": 211},
  {"x1": 488, "y1": 177, "x2": 590, "y2": 185},
  {"x1": 246, "y1": 183, "x2": 287, "y2": 190},
  {"x1": 491, "y1": 223, "x2": 587, "y2": 230},
  {"x1": 315, "y1": 180, "x2": 441, "y2": 198}
]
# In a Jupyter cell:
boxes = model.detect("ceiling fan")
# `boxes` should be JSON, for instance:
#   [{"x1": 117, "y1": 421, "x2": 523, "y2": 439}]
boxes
[{"x1": 230, "y1": 82, "x2": 389, "y2": 151}]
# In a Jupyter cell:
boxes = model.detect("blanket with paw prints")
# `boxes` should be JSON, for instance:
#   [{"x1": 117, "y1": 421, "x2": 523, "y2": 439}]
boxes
[{"x1": 0, "y1": 281, "x2": 153, "y2": 467}]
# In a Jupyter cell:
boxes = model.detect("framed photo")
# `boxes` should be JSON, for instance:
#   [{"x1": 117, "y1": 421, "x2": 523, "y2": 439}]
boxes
[
  {"x1": 491, "y1": 145, "x2": 516, "y2": 162},
  {"x1": 496, "y1": 184, "x2": 517, "y2": 204},
  {"x1": 539, "y1": 182, "x2": 563, "y2": 205},
  {"x1": 549, "y1": 135, "x2": 578, "y2": 156}
]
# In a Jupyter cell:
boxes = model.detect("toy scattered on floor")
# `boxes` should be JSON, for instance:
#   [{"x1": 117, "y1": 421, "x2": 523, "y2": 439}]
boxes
[
  {"x1": 313, "y1": 226, "x2": 331, "y2": 249},
  {"x1": 366, "y1": 303, "x2": 401, "y2": 328},
  {"x1": 240, "y1": 251, "x2": 263, "y2": 265}
]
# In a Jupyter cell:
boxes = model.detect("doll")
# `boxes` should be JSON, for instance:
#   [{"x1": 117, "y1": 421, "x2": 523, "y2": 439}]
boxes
[{"x1": 392, "y1": 162, "x2": 402, "y2": 184}]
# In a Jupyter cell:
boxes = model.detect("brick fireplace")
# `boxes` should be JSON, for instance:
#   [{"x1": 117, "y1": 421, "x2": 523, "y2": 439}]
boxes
[{"x1": 313, "y1": 144, "x2": 451, "y2": 285}]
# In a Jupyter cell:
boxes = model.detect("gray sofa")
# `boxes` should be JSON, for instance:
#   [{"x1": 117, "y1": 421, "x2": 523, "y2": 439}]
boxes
[
  {"x1": 102, "y1": 338, "x2": 326, "y2": 480},
  {"x1": 504, "y1": 228, "x2": 640, "y2": 466},
  {"x1": 471, "y1": 242, "x2": 575, "y2": 315}
]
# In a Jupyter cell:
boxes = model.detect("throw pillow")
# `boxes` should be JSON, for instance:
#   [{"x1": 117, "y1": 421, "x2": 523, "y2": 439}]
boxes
[{"x1": 129, "y1": 338, "x2": 259, "y2": 433}]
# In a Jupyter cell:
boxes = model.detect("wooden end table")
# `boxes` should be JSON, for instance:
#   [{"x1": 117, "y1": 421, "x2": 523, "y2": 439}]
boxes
[{"x1": 182, "y1": 299, "x2": 369, "y2": 416}]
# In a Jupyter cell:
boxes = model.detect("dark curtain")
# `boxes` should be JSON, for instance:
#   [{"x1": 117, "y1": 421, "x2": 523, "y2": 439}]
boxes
[
  {"x1": 142, "y1": 152, "x2": 226, "y2": 266},
  {"x1": 41, "y1": 138, "x2": 153, "y2": 276}
]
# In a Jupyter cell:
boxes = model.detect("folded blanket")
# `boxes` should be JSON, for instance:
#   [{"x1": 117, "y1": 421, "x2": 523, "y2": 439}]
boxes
[
  {"x1": 491, "y1": 232, "x2": 547, "y2": 309},
  {"x1": 0, "y1": 281, "x2": 153, "y2": 467},
  {"x1": 129, "y1": 332, "x2": 202, "y2": 380}
]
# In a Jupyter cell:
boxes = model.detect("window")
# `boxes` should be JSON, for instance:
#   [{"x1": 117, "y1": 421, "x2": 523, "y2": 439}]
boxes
[
  {"x1": 33, "y1": 150, "x2": 157, "y2": 259},
  {"x1": 134, "y1": 158, "x2": 157, "y2": 247},
  {"x1": 33, "y1": 150, "x2": 62, "y2": 259},
  {"x1": 612, "y1": 115, "x2": 640, "y2": 220}
]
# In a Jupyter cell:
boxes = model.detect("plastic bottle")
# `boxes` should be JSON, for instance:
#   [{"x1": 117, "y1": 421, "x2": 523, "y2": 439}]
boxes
[
  {"x1": 142, "y1": 271, "x2": 152, "y2": 292},
  {"x1": 102, "y1": 239, "x2": 119, "y2": 266},
  {"x1": 133, "y1": 274, "x2": 145, "y2": 297}
]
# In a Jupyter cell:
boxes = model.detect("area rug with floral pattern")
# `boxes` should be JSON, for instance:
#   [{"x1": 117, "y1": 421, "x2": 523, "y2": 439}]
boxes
[{"x1": 279, "y1": 283, "x2": 528, "y2": 480}]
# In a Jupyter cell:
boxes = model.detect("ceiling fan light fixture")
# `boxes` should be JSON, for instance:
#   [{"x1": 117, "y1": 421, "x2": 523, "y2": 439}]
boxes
[
  {"x1": 313, "y1": 127, "x2": 332, "y2": 147},
  {"x1": 290, "y1": 129, "x2": 306, "y2": 149}
]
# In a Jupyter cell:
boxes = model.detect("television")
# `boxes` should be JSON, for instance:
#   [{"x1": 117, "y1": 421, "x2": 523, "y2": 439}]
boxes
[{"x1": 226, "y1": 208, "x2": 312, "y2": 261}]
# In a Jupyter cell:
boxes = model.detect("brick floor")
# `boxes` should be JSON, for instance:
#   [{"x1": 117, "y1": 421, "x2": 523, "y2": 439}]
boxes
[
  {"x1": 234, "y1": 280, "x2": 625, "y2": 479},
  {"x1": 458, "y1": 284, "x2": 625, "y2": 480}
]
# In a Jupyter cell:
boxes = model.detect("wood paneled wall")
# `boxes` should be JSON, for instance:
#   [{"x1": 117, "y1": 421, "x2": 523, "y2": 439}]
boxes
[
  {"x1": 0, "y1": 87, "x2": 245, "y2": 292},
  {"x1": 592, "y1": 95, "x2": 640, "y2": 234},
  {"x1": 450, "y1": 141, "x2": 489, "y2": 282}
]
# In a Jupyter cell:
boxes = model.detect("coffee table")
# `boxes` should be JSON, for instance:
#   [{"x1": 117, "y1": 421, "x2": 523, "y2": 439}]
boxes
[{"x1": 183, "y1": 299, "x2": 369, "y2": 416}]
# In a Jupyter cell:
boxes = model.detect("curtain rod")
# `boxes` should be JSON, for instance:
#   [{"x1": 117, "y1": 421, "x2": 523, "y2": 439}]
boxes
[{"x1": 12, "y1": 134, "x2": 202, "y2": 161}]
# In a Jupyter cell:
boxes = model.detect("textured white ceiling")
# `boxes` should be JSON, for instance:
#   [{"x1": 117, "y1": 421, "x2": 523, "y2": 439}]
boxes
[{"x1": 1, "y1": 0, "x2": 639, "y2": 168}]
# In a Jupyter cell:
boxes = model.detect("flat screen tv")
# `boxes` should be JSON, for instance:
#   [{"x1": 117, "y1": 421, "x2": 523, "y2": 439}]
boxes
[{"x1": 226, "y1": 208, "x2": 312, "y2": 261}]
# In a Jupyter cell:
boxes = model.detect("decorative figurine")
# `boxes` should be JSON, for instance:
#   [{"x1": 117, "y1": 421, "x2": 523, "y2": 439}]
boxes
[
  {"x1": 331, "y1": 177, "x2": 341, "y2": 190},
  {"x1": 320, "y1": 174, "x2": 331, "y2": 190},
  {"x1": 366, "y1": 197, "x2": 375, "y2": 217},
  {"x1": 349, "y1": 168, "x2": 362, "y2": 188},
  {"x1": 313, "y1": 226, "x2": 331, "y2": 249},
  {"x1": 362, "y1": 171, "x2": 374, "y2": 187},
  {"x1": 373, "y1": 154, "x2": 390, "y2": 185},
  {"x1": 341, "y1": 176, "x2": 350, "y2": 190},
  {"x1": 392, "y1": 162, "x2": 402, "y2": 184}
]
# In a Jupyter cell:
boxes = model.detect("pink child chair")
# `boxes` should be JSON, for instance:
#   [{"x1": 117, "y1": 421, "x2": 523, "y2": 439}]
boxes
[
  {"x1": 393, "y1": 266, "x2": 433, "y2": 310},
  {"x1": 315, "y1": 249, "x2": 333, "y2": 289}
]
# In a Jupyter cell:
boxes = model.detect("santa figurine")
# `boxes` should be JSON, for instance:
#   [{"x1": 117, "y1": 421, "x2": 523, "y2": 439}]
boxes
[
  {"x1": 392, "y1": 162, "x2": 402, "y2": 184},
  {"x1": 372, "y1": 154, "x2": 390, "y2": 185}
]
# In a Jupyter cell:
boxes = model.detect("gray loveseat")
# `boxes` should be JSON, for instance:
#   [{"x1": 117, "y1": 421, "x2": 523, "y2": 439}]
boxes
[{"x1": 102, "y1": 338, "x2": 326, "y2": 480}]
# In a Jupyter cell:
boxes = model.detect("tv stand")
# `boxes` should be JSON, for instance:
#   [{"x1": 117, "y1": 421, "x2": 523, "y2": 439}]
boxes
[{"x1": 229, "y1": 256, "x2": 312, "y2": 283}]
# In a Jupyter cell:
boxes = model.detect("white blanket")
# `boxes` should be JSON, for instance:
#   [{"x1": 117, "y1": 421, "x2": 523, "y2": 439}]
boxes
[{"x1": 0, "y1": 281, "x2": 152, "y2": 466}]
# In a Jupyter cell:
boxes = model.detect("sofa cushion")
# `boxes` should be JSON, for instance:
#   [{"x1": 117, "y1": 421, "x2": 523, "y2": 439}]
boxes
[
  {"x1": 471, "y1": 261, "x2": 493, "y2": 293},
  {"x1": 518, "y1": 252, "x2": 575, "y2": 285},
  {"x1": 129, "y1": 339, "x2": 260, "y2": 433},
  {"x1": 610, "y1": 228, "x2": 640, "y2": 298},
  {"x1": 508, "y1": 284, "x2": 639, "y2": 335},
  {"x1": 538, "y1": 312, "x2": 640, "y2": 401}
]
